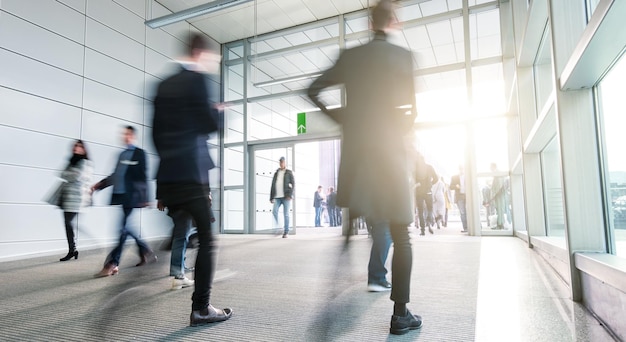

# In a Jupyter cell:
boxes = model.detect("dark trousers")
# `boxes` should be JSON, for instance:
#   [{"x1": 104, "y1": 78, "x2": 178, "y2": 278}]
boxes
[
  {"x1": 370, "y1": 219, "x2": 412, "y2": 304},
  {"x1": 63, "y1": 212, "x2": 77, "y2": 251},
  {"x1": 105, "y1": 207, "x2": 151, "y2": 266},
  {"x1": 328, "y1": 207, "x2": 336, "y2": 226},
  {"x1": 415, "y1": 192, "x2": 433, "y2": 230},
  {"x1": 168, "y1": 196, "x2": 215, "y2": 311}
]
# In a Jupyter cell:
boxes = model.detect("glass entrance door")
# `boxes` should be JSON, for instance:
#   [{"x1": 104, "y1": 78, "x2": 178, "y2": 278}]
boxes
[{"x1": 251, "y1": 145, "x2": 294, "y2": 234}]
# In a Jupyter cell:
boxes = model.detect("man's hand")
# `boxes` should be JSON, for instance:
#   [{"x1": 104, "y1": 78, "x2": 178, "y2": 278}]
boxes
[
  {"x1": 157, "y1": 200, "x2": 166, "y2": 211},
  {"x1": 270, "y1": 199, "x2": 274, "y2": 204}
]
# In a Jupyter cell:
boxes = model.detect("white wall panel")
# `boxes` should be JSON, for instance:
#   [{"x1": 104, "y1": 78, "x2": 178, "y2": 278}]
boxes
[
  {"x1": 81, "y1": 110, "x2": 144, "y2": 148},
  {"x1": 77, "y1": 206, "x2": 125, "y2": 241},
  {"x1": 0, "y1": 13, "x2": 85, "y2": 74},
  {"x1": 115, "y1": 0, "x2": 146, "y2": 19},
  {"x1": 86, "y1": 143, "x2": 122, "y2": 179},
  {"x1": 82, "y1": 80, "x2": 144, "y2": 123},
  {"x1": 87, "y1": 0, "x2": 145, "y2": 43},
  {"x1": 1, "y1": 0, "x2": 86, "y2": 43},
  {"x1": 0, "y1": 204, "x2": 65, "y2": 241},
  {"x1": 0, "y1": 125, "x2": 75, "y2": 169},
  {"x1": 0, "y1": 49, "x2": 83, "y2": 106},
  {"x1": 84, "y1": 48, "x2": 145, "y2": 97},
  {"x1": 0, "y1": 165, "x2": 68, "y2": 204},
  {"x1": 142, "y1": 125, "x2": 157, "y2": 155},
  {"x1": 139, "y1": 207, "x2": 172, "y2": 238},
  {"x1": 0, "y1": 87, "x2": 81, "y2": 138},
  {"x1": 145, "y1": 48, "x2": 176, "y2": 78},
  {"x1": 85, "y1": 18, "x2": 145, "y2": 69},
  {"x1": 146, "y1": 26, "x2": 186, "y2": 60},
  {"x1": 58, "y1": 0, "x2": 86, "y2": 14}
]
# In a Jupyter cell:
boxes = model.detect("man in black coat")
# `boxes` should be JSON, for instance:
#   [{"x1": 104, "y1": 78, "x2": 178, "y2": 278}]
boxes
[
  {"x1": 93, "y1": 125, "x2": 156, "y2": 277},
  {"x1": 152, "y1": 33, "x2": 232, "y2": 326}
]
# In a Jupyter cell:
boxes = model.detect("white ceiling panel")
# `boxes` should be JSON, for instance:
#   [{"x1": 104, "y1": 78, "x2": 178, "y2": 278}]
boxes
[
  {"x1": 427, "y1": 21, "x2": 454, "y2": 47},
  {"x1": 302, "y1": 0, "x2": 340, "y2": 20}
]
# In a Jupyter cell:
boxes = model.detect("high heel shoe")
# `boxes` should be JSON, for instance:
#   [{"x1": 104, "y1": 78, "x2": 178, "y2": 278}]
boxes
[{"x1": 60, "y1": 250, "x2": 78, "y2": 262}]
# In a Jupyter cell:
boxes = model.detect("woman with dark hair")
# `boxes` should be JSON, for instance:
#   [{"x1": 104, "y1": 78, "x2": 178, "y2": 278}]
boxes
[{"x1": 47, "y1": 140, "x2": 93, "y2": 261}]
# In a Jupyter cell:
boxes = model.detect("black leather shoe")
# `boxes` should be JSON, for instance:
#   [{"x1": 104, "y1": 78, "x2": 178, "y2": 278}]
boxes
[
  {"x1": 190, "y1": 305, "x2": 232, "y2": 326},
  {"x1": 390, "y1": 310, "x2": 422, "y2": 335}
]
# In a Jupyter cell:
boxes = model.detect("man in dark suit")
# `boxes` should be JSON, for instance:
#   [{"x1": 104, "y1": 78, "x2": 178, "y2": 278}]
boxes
[
  {"x1": 152, "y1": 33, "x2": 231, "y2": 326},
  {"x1": 93, "y1": 125, "x2": 156, "y2": 277},
  {"x1": 450, "y1": 165, "x2": 468, "y2": 232},
  {"x1": 308, "y1": 0, "x2": 421, "y2": 335}
]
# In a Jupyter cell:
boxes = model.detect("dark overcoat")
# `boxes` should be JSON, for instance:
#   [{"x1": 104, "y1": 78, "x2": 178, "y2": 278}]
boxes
[{"x1": 308, "y1": 32, "x2": 417, "y2": 225}]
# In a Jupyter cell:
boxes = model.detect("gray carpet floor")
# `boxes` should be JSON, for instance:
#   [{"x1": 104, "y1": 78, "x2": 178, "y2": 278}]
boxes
[{"x1": 0, "y1": 228, "x2": 486, "y2": 341}]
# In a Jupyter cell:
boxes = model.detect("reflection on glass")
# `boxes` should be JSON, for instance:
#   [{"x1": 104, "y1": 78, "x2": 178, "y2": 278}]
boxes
[
  {"x1": 542, "y1": 137, "x2": 565, "y2": 237},
  {"x1": 599, "y1": 52, "x2": 626, "y2": 258},
  {"x1": 478, "y1": 174, "x2": 512, "y2": 231}
]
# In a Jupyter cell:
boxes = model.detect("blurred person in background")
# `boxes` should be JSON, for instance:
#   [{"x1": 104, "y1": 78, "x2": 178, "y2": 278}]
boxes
[
  {"x1": 92, "y1": 126, "x2": 156, "y2": 277},
  {"x1": 46, "y1": 139, "x2": 93, "y2": 262},
  {"x1": 308, "y1": 0, "x2": 422, "y2": 335}
]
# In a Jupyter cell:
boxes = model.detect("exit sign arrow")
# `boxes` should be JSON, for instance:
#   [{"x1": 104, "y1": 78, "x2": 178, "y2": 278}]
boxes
[{"x1": 297, "y1": 112, "x2": 306, "y2": 134}]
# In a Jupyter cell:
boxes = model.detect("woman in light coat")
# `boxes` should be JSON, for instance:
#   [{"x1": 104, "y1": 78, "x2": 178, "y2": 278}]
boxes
[
  {"x1": 47, "y1": 140, "x2": 93, "y2": 261},
  {"x1": 431, "y1": 177, "x2": 447, "y2": 230}
]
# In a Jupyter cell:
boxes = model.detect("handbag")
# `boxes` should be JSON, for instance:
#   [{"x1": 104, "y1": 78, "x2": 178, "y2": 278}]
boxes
[{"x1": 44, "y1": 181, "x2": 65, "y2": 207}]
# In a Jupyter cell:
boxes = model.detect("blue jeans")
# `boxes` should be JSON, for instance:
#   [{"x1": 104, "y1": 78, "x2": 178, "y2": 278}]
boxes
[
  {"x1": 314, "y1": 206, "x2": 322, "y2": 227},
  {"x1": 368, "y1": 219, "x2": 412, "y2": 303},
  {"x1": 105, "y1": 207, "x2": 151, "y2": 266},
  {"x1": 272, "y1": 197, "x2": 291, "y2": 233},
  {"x1": 168, "y1": 209, "x2": 195, "y2": 277},
  {"x1": 368, "y1": 222, "x2": 392, "y2": 284}
]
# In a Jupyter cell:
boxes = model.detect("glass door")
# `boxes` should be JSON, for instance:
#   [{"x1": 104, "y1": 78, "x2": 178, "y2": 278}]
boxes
[{"x1": 250, "y1": 145, "x2": 294, "y2": 234}]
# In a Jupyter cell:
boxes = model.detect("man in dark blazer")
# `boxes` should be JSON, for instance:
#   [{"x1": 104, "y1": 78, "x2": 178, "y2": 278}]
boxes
[
  {"x1": 93, "y1": 125, "x2": 156, "y2": 277},
  {"x1": 307, "y1": 0, "x2": 421, "y2": 335},
  {"x1": 152, "y1": 33, "x2": 231, "y2": 326}
]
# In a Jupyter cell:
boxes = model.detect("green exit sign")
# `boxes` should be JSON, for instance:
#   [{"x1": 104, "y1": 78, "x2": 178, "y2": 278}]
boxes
[{"x1": 297, "y1": 112, "x2": 306, "y2": 134}]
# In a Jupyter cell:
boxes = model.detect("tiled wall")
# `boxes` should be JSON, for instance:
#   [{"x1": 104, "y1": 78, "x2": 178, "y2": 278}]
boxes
[{"x1": 0, "y1": 0, "x2": 221, "y2": 261}]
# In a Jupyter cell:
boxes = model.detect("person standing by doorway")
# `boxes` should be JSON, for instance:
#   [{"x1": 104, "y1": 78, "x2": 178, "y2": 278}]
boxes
[
  {"x1": 313, "y1": 185, "x2": 324, "y2": 227},
  {"x1": 327, "y1": 186, "x2": 338, "y2": 227},
  {"x1": 270, "y1": 157, "x2": 295, "y2": 238}
]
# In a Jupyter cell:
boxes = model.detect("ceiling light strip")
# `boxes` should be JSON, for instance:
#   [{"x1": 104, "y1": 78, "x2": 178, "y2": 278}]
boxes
[{"x1": 145, "y1": 0, "x2": 254, "y2": 28}]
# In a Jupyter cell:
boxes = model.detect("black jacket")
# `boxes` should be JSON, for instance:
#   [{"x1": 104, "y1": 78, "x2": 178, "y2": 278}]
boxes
[
  {"x1": 94, "y1": 147, "x2": 147, "y2": 208},
  {"x1": 152, "y1": 67, "x2": 219, "y2": 188},
  {"x1": 270, "y1": 169, "x2": 295, "y2": 200}
]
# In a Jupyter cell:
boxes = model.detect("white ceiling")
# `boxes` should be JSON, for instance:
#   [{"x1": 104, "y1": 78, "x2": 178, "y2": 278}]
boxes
[{"x1": 154, "y1": 0, "x2": 373, "y2": 44}]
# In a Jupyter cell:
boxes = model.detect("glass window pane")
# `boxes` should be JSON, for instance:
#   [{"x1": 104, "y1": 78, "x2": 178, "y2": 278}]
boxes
[
  {"x1": 472, "y1": 63, "x2": 505, "y2": 116},
  {"x1": 226, "y1": 63, "x2": 244, "y2": 102},
  {"x1": 542, "y1": 137, "x2": 565, "y2": 237},
  {"x1": 224, "y1": 189, "x2": 244, "y2": 232},
  {"x1": 224, "y1": 146, "x2": 244, "y2": 187},
  {"x1": 534, "y1": 27, "x2": 554, "y2": 117},
  {"x1": 598, "y1": 52, "x2": 626, "y2": 257},
  {"x1": 477, "y1": 174, "x2": 512, "y2": 231},
  {"x1": 470, "y1": 9, "x2": 502, "y2": 60},
  {"x1": 473, "y1": 118, "x2": 509, "y2": 174},
  {"x1": 224, "y1": 104, "x2": 244, "y2": 144},
  {"x1": 248, "y1": 95, "x2": 315, "y2": 141},
  {"x1": 415, "y1": 69, "x2": 468, "y2": 122}
]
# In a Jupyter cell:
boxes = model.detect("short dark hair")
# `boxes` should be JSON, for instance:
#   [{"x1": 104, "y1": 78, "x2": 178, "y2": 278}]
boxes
[
  {"x1": 189, "y1": 33, "x2": 217, "y2": 56},
  {"x1": 125, "y1": 125, "x2": 136, "y2": 133}
]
